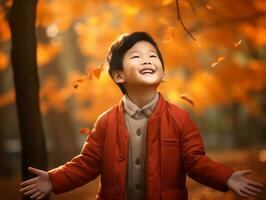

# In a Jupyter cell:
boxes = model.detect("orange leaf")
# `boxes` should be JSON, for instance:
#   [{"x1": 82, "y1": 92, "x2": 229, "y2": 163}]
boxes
[
  {"x1": 76, "y1": 76, "x2": 87, "y2": 83},
  {"x1": 180, "y1": 94, "x2": 194, "y2": 106},
  {"x1": 88, "y1": 68, "x2": 94, "y2": 81},
  {"x1": 87, "y1": 64, "x2": 104, "y2": 80},
  {"x1": 163, "y1": 26, "x2": 176, "y2": 43},
  {"x1": 217, "y1": 56, "x2": 226, "y2": 62},
  {"x1": 73, "y1": 84, "x2": 79, "y2": 89},
  {"x1": 211, "y1": 56, "x2": 226, "y2": 67},
  {"x1": 233, "y1": 40, "x2": 242, "y2": 47},
  {"x1": 80, "y1": 128, "x2": 90, "y2": 135},
  {"x1": 206, "y1": 4, "x2": 213, "y2": 10}
]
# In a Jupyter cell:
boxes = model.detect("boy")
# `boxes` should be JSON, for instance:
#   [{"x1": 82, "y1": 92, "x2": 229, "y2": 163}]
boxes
[{"x1": 20, "y1": 32, "x2": 264, "y2": 200}]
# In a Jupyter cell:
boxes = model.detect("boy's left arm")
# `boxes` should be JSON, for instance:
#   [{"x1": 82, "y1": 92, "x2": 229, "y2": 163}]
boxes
[{"x1": 180, "y1": 111, "x2": 264, "y2": 197}]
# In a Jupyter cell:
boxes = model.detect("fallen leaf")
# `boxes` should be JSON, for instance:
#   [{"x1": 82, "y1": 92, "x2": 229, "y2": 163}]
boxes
[
  {"x1": 234, "y1": 40, "x2": 242, "y2": 47},
  {"x1": 80, "y1": 128, "x2": 90, "y2": 134},
  {"x1": 180, "y1": 94, "x2": 194, "y2": 106}
]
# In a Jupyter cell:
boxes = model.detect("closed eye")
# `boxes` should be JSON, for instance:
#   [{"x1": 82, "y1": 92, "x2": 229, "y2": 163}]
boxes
[
  {"x1": 131, "y1": 55, "x2": 140, "y2": 59},
  {"x1": 150, "y1": 55, "x2": 157, "y2": 58}
]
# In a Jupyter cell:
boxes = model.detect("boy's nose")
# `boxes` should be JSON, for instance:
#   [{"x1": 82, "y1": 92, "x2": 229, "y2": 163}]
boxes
[{"x1": 142, "y1": 61, "x2": 151, "y2": 65}]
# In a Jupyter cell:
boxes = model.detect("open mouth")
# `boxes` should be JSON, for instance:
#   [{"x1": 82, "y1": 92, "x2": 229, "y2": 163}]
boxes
[{"x1": 139, "y1": 68, "x2": 155, "y2": 75}]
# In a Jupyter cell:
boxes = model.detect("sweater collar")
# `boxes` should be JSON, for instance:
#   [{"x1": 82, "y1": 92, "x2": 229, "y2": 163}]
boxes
[
  {"x1": 118, "y1": 92, "x2": 166, "y2": 125},
  {"x1": 122, "y1": 93, "x2": 159, "y2": 119}
]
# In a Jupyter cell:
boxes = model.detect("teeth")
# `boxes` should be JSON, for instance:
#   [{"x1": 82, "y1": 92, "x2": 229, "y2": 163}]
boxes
[{"x1": 140, "y1": 69, "x2": 154, "y2": 74}]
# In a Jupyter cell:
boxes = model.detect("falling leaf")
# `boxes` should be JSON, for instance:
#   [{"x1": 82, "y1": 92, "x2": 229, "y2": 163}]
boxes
[
  {"x1": 80, "y1": 128, "x2": 90, "y2": 135},
  {"x1": 259, "y1": 149, "x2": 266, "y2": 162},
  {"x1": 163, "y1": 26, "x2": 176, "y2": 43},
  {"x1": 211, "y1": 56, "x2": 226, "y2": 67},
  {"x1": 73, "y1": 84, "x2": 79, "y2": 89},
  {"x1": 87, "y1": 64, "x2": 104, "y2": 80},
  {"x1": 206, "y1": 4, "x2": 213, "y2": 10},
  {"x1": 0, "y1": 51, "x2": 8, "y2": 71},
  {"x1": 76, "y1": 75, "x2": 87, "y2": 83},
  {"x1": 180, "y1": 94, "x2": 194, "y2": 106},
  {"x1": 233, "y1": 40, "x2": 242, "y2": 47},
  {"x1": 217, "y1": 56, "x2": 225, "y2": 62},
  {"x1": 162, "y1": 0, "x2": 174, "y2": 6}
]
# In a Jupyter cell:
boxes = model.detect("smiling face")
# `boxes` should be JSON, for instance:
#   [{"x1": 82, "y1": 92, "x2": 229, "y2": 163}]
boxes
[{"x1": 112, "y1": 41, "x2": 164, "y2": 90}]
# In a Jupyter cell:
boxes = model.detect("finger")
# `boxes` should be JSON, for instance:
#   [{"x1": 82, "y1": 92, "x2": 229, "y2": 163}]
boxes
[
  {"x1": 28, "y1": 167, "x2": 46, "y2": 176},
  {"x1": 247, "y1": 179, "x2": 264, "y2": 188},
  {"x1": 21, "y1": 177, "x2": 38, "y2": 187},
  {"x1": 36, "y1": 193, "x2": 46, "y2": 200},
  {"x1": 245, "y1": 184, "x2": 262, "y2": 193},
  {"x1": 237, "y1": 190, "x2": 249, "y2": 198},
  {"x1": 20, "y1": 184, "x2": 35, "y2": 193},
  {"x1": 23, "y1": 188, "x2": 37, "y2": 196},
  {"x1": 239, "y1": 170, "x2": 253, "y2": 176},
  {"x1": 241, "y1": 188, "x2": 258, "y2": 197},
  {"x1": 31, "y1": 191, "x2": 42, "y2": 199}
]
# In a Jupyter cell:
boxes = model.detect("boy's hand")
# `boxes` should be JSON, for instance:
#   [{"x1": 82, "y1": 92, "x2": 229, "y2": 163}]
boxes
[
  {"x1": 20, "y1": 167, "x2": 53, "y2": 199},
  {"x1": 226, "y1": 170, "x2": 264, "y2": 198}
]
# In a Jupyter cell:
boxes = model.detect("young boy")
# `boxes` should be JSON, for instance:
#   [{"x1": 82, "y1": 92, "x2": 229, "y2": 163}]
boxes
[{"x1": 20, "y1": 32, "x2": 264, "y2": 200}]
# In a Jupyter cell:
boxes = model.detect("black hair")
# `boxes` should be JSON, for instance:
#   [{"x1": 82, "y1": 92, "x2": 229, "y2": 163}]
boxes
[{"x1": 107, "y1": 32, "x2": 164, "y2": 94}]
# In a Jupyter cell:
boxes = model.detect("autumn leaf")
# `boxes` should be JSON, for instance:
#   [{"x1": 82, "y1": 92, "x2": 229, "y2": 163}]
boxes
[
  {"x1": 206, "y1": 4, "x2": 213, "y2": 10},
  {"x1": 80, "y1": 128, "x2": 90, "y2": 134},
  {"x1": 162, "y1": 0, "x2": 174, "y2": 6},
  {"x1": 234, "y1": 40, "x2": 242, "y2": 47},
  {"x1": 87, "y1": 63, "x2": 104, "y2": 80},
  {"x1": 76, "y1": 75, "x2": 87, "y2": 83},
  {"x1": 180, "y1": 94, "x2": 194, "y2": 106},
  {"x1": 163, "y1": 26, "x2": 176, "y2": 43},
  {"x1": 211, "y1": 56, "x2": 226, "y2": 67},
  {"x1": 73, "y1": 83, "x2": 79, "y2": 89}
]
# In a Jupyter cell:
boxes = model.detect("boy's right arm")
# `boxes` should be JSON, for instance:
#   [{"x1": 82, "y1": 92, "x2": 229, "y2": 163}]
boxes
[
  {"x1": 20, "y1": 113, "x2": 108, "y2": 198},
  {"x1": 48, "y1": 113, "x2": 108, "y2": 193}
]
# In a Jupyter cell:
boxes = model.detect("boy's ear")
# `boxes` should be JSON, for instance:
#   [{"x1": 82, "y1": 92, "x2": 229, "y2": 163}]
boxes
[
  {"x1": 161, "y1": 73, "x2": 166, "y2": 82},
  {"x1": 112, "y1": 70, "x2": 125, "y2": 83}
]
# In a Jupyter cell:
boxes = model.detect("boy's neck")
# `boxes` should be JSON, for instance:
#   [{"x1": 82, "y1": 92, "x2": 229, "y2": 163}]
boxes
[{"x1": 125, "y1": 87, "x2": 157, "y2": 108}]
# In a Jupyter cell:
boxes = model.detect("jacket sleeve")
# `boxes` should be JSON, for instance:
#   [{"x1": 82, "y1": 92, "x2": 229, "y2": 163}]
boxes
[
  {"x1": 180, "y1": 111, "x2": 235, "y2": 192},
  {"x1": 48, "y1": 112, "x2": 108, "y2": 194}
]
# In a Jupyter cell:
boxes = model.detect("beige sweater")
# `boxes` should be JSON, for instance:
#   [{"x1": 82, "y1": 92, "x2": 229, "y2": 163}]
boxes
[{"x1": 122, "y1": 93, "x2": 159, "y2": 200}]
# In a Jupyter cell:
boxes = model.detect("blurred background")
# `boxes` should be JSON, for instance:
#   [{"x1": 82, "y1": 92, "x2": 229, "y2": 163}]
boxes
[{"x1": 0, "y1": 0, "x2": 265, "y2": 199}]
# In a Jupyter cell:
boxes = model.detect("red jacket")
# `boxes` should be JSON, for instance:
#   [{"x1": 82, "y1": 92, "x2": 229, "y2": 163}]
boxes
[{"x1": 49, "y1": 93, "x2": 234, "y2": 200}]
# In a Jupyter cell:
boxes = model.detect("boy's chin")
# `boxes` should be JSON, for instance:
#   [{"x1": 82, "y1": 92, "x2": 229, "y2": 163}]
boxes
[{"x1": 138, "y1": 81, "x2": 161, "y2": 88}]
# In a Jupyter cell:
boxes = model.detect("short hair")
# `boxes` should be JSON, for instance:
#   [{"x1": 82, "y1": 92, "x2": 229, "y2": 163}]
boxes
[{"x1": 107, "y1": 32, "x2": 164, "y2": 94}]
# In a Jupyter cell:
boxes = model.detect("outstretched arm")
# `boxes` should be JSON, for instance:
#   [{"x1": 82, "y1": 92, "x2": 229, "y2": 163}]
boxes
[
  {"x1": 20, "y1": 167, "x2": 52, "y2": 199},
  {"x1": 227, "y1": 170, "x2": 264, "y2": 198}
]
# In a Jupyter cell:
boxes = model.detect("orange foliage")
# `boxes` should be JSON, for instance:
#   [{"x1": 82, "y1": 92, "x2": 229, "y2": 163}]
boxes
[
  {"x1": 0, "y1": 6, "x2": 11, "y2": 41},
  {"x1": 0, "y1": 89, "x2": 15, "y2": 107},
  {"x1": 0, "y1": 0, "x2": 265, "y2": 123},
  {"x1": 37, "y1": 42, "x2": 62, "y2": 66},
  {"x1": 0, "y1": 51, "x2": 8, "y2": 71}
]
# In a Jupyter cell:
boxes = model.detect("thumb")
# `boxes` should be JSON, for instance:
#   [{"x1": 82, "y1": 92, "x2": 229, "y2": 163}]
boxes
[
  {"x1": 28, "y1": 167, "x2": 46, "y2": 176},
  {"x1": 238, "y1": 170, "x2": 253, "y2": 176}
]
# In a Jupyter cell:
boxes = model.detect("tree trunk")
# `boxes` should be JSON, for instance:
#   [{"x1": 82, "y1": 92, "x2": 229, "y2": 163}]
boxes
[{"x1": 8, "y1": 0, "x2": 49, "y2": 199}]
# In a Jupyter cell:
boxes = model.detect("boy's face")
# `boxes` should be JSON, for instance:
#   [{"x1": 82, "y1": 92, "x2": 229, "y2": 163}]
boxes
[{"x1": 113, "y1": 41, "x2": 164, "y2": 90}]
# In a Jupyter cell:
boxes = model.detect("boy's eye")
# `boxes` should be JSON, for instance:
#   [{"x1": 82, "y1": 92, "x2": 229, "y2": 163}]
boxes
[
  {"x1": 131, "y1": 55, "x2": 140, "y2": 59},
  {"x1": 150, "y1": 55, "x2": 157, "y2": 58}
]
